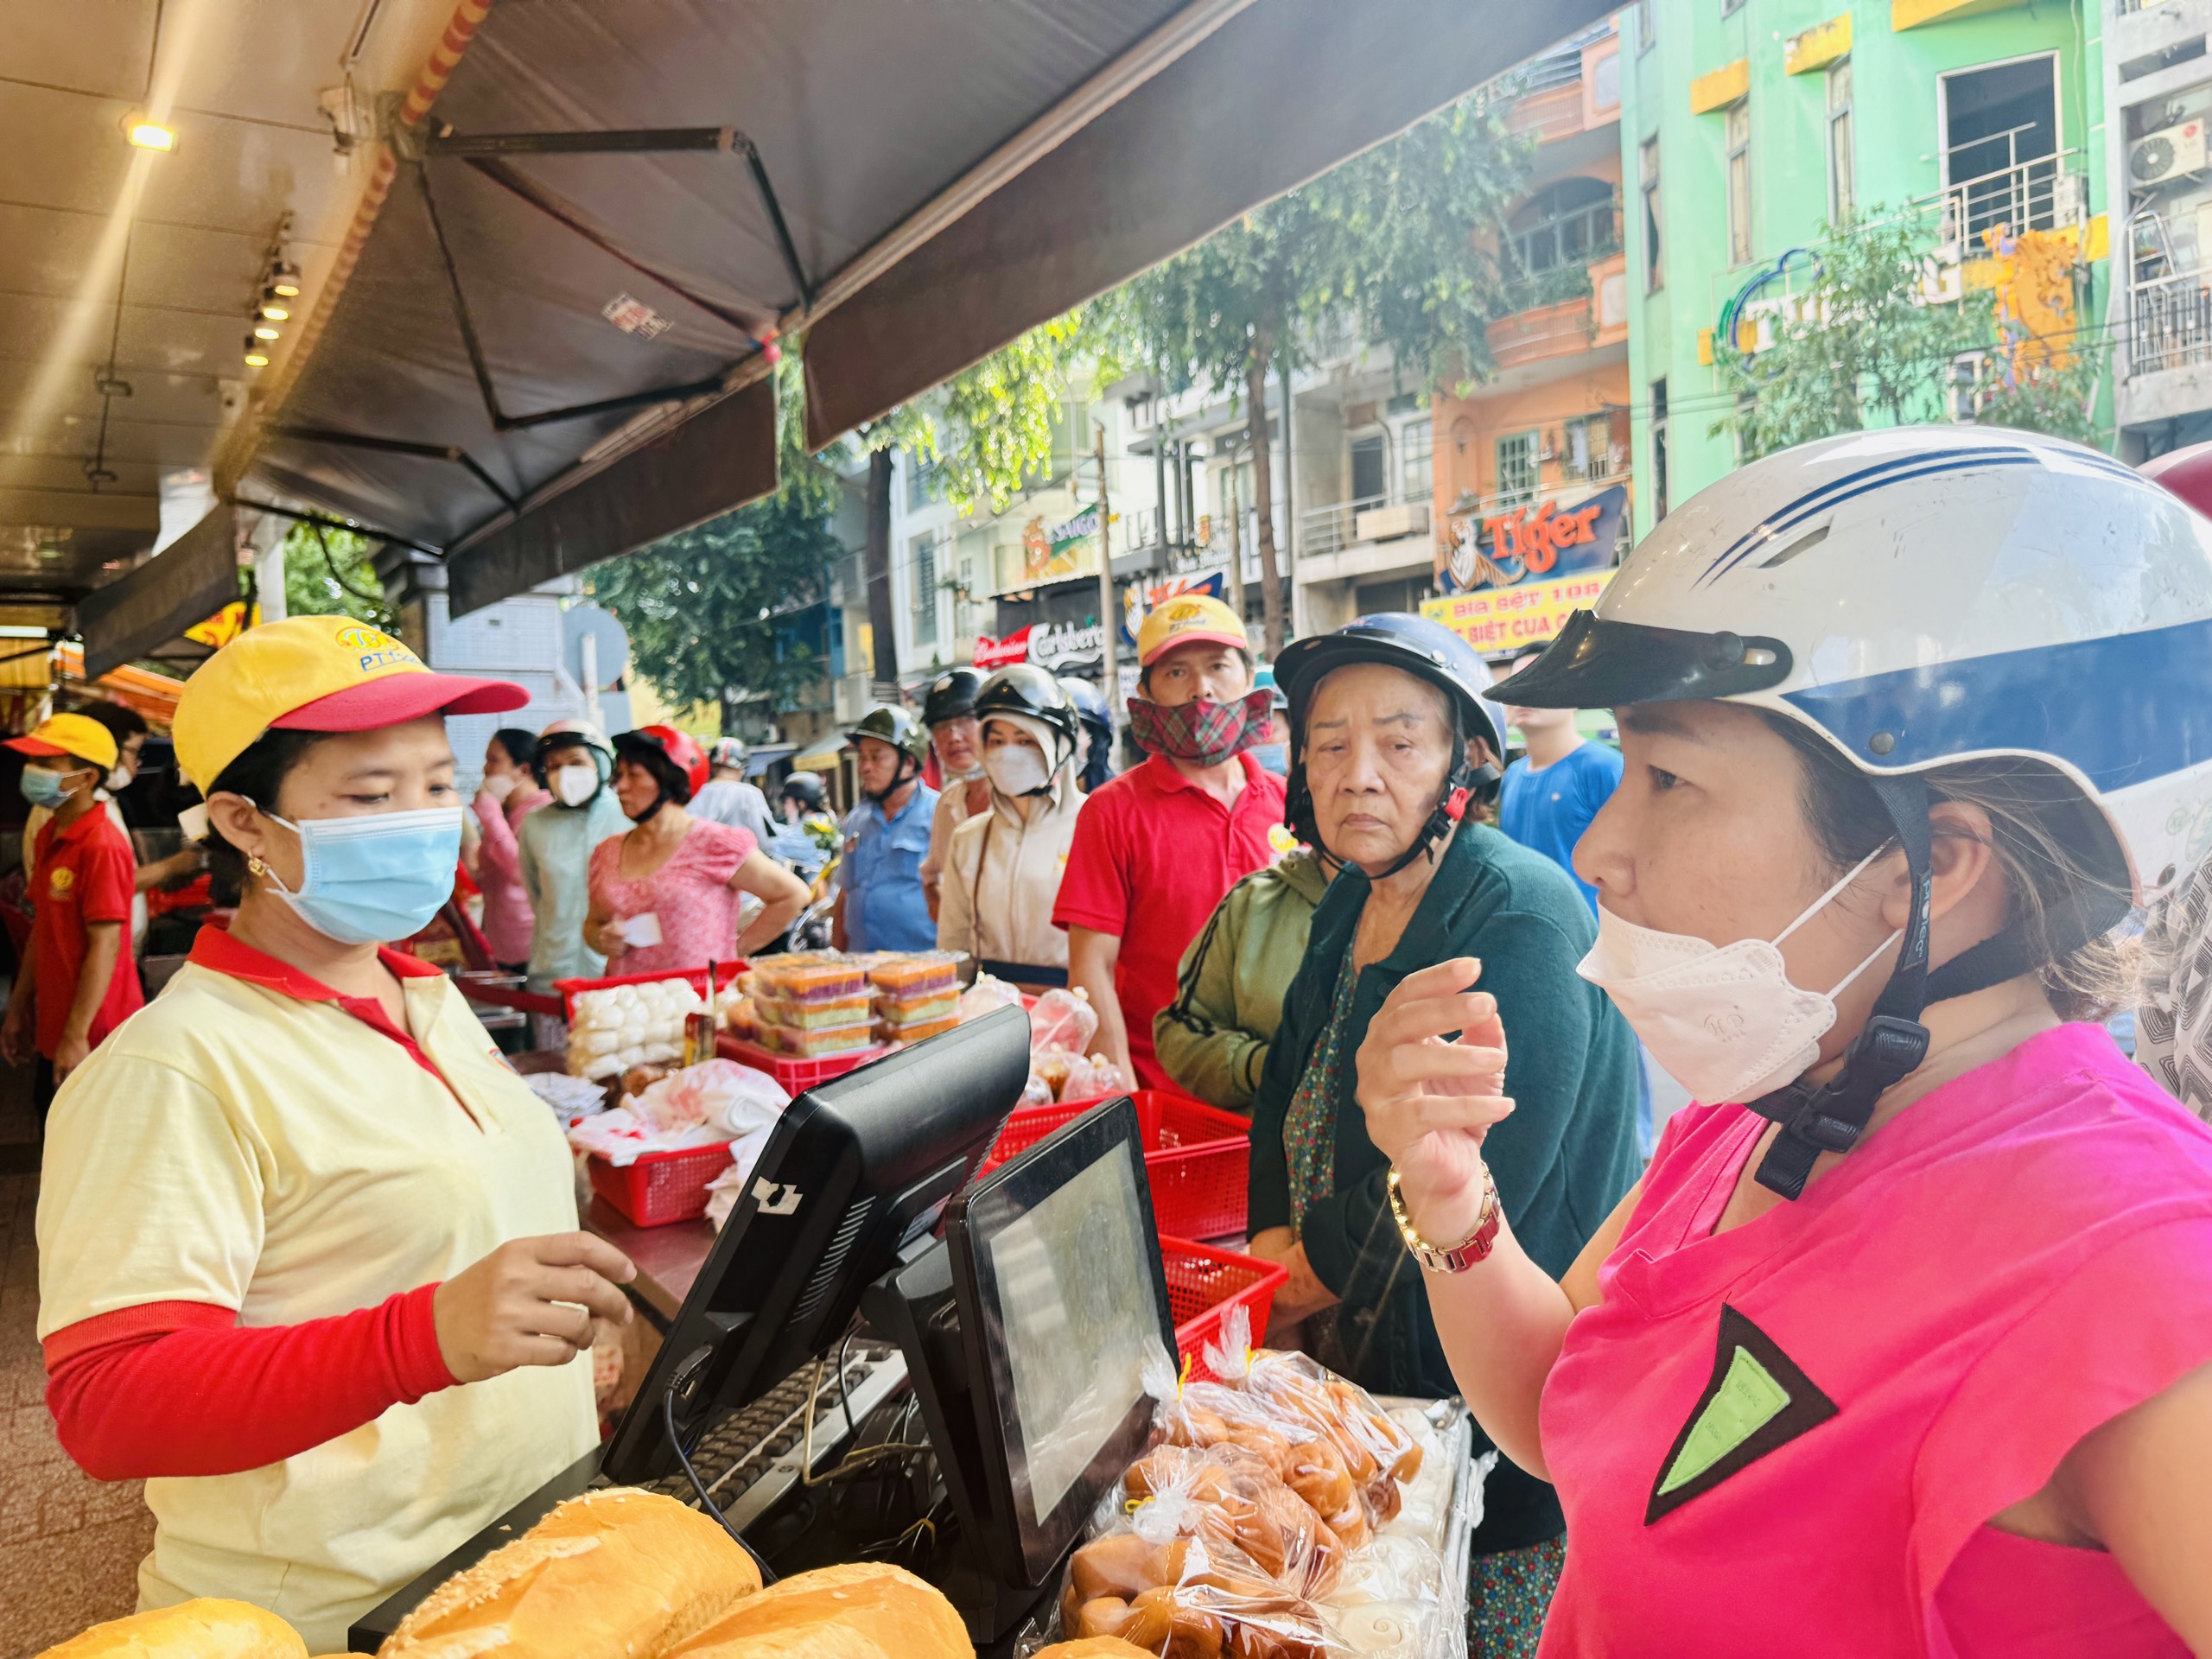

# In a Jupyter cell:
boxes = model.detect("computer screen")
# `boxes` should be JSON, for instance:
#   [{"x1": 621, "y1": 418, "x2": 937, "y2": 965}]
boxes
[
  {"x1": 948, "y1": 1096, "x2": 1176, "y2": 1586},
  {"x1": 601, "y1": 1003, "x2": 1033, "y2": 1484}
]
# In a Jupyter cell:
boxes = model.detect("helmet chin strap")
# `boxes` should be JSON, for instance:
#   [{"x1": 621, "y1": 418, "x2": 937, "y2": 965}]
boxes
[
  {"x1": 865, "y1": 756, "x2": 918, "y2": 805},
  {"x1": 1744, "y1": 773, "x2": 1943, "y2": 1199}
]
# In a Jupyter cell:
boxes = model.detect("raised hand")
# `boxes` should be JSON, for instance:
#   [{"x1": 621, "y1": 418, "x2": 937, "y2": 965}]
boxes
[{"x1": 1353, "y1": 957, "x2": 1513, "y2": 1246}]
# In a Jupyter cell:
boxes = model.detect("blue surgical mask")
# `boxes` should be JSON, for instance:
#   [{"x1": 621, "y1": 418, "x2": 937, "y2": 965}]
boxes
[
  {"x1": 19, "y1": 766, "x2": 82, "y2": 809},
  {"x1": 1252, "y1": 742, "x2": 1291, "y2": 776},
  {"x1": 257, "y1": 805, "x2": 465, "y2": 945}
]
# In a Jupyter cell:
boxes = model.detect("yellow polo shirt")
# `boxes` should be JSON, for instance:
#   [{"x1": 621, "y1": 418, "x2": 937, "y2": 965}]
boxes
[{"x1": 36, "y1": 936, "x2": 596, "y2": 1652}]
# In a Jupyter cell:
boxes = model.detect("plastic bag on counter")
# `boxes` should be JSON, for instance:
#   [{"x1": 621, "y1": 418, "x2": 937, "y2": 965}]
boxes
[
  {"x1": 1059, "y1": 1051, "x2": 1127, "y2": 1103},
  {"x1": 524, "y1": 1070, "x2": 609, "y2": 1128},
  {"x1": 702, "y1": 1127, "x2": 779, "y2": 1229},
  {"x1": 1020, "y1": 1071, "x2": 1056, "y2": 1107},
  {"x1": 626, "y1": 1058, "x2": 790, "y2": 1138},
  {"x1": 1201, "y1": 1308, "x2": 1424, "y2": 1529},
  {"x1": 1147, "y1": 1344, "x2": 1374, "y2": 1550},
  {"x1": 1057, "y1": 1440, "x2": 1342, "y2": 1659},
  {"x1": 958, "y1": 973, "x2": 1024, "y2": 1021},
  {"x1": 565, "y1": 1105, "x2": 726, "y2": 1167},
  {"x1": 1314, "y1": 1533, "x2": 1453, "y2": 1659},
  {"x1": 1029, "y1": 986, "x2": 1099, "y2": 1060}
]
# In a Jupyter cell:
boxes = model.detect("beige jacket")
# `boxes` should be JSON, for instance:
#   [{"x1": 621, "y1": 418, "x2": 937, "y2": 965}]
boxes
[{"x1": 937, "y1": 773, "x2": 1084, "y2": 971}]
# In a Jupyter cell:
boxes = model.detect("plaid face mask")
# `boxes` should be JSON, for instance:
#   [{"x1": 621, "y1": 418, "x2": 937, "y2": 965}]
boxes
[{"x1": 1126, "y1": 689, "x2": 1274, "y2": 766}]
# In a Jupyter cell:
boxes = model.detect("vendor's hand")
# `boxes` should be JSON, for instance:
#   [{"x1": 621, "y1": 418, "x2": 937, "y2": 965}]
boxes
[
  {"x1": 52, "y1": 1028, "x2": 91, "y2": 1080},
  {"x1": 433, "y1": 1231, "x2": 637, "y2": 1383},
  {"x1": 1354, "y1": 957, "x2": 1512, "y2": 1247},
  {"x1": 591, "y1": 918, "x2": 630, "y2": 957},
  {"x1": 1247, "y1": 1227, "x2": 1338, "y2": 1323},
  {"x1": 0, "y1": 1001, "x2": 32, "y2": 1069}
]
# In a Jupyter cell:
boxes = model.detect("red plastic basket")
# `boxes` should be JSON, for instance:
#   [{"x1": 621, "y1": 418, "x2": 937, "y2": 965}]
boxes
[
  {"x1": 1160, "y1": 1236, "x2": 1286, "y2": 1382},
  {"x1": 553, "y1": 960, "x2": 747, "y2": 1024},
  {"x1": 587, "y1": 1141, "x2": 734, "y2": 1227},
  {"x1": 982, "y1": 1090, "x2": 1250, "y2": 1240},
  {"x1": 716, "y1": 1032, "x2": 884, "y2": 1095}
]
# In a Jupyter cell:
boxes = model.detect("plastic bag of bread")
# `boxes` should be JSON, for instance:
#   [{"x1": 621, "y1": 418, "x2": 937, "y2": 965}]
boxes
[
  {"x1": 1143, "y1": 1344, "x2": 1370, "y2": 1551},
  {"x1": 1029, "y1": 987, "x2": 1099, "y2": 1060},
  {"x1": 660, "y1": 1560, "x2": 970, "y2": 1658},
  {"x1": 1058, "y1": 1443, "x2": 1340, "y2": 1659},
  {"x1": 38, "y1": 1599, "x2": 306, "y2": 1659},
  {"x1": 1313, "y1": 1533, "x2": 1453, "y2": 1659},
  {"x1": 1027, "y1": 1641, "x2": 1156, "y2": 1659},
  {"x1": 1202, "y1": 1309, "x2": 1422, "y2": 1525},
  {"x1": 377, "y1": 1488, "x2": 760, "y2": 1659}
]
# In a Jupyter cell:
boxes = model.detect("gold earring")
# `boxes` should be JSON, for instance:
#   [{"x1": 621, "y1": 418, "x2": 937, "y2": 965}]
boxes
[{"x1": 246, "y1": 853, "x2": 267, "y2": 877}]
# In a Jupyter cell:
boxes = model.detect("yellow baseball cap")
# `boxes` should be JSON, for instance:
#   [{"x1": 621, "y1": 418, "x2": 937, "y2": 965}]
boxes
[
  {"x1": 173, "y1": 614, "x2": 527, "y2": 789},
  {"x1": 6, "y1": 712, "x2": 118, "y2": 772},
  {"x1": 1136, "y1": 593, "x2": 1249, "y2": 667}
]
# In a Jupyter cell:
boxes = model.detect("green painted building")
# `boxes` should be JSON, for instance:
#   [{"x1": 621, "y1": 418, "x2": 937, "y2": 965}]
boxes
[{"x1": 1617, "y1": 0, "x2": 2110, "y2": 538}]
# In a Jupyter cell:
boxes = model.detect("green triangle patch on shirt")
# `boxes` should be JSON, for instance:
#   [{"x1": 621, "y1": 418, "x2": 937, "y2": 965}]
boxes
[{"x1": 1646, "y1": 1305, "x2": 1840, "y2": 1524}]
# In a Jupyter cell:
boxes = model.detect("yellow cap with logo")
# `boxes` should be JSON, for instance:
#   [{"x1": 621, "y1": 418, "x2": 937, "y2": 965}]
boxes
[
  {"x1": 174, "y1": 614, "x2": 528, "y2": 789},
  {"x1": 1135, "y1": 593, "x2": 1249, "y2": 667},
  {"x1": 5, "y1": 712, "x2": 119, "y2": 772}
]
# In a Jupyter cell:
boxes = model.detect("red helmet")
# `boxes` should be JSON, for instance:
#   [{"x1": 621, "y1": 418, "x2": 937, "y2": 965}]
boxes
[{"x1": 614, "y1": 724, "x2": 709, "y2": 803}]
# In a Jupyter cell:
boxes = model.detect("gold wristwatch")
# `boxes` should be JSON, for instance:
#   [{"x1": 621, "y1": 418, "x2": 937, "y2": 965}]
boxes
[{"x1": 1387, "y1": 1161, "x2": 1501, "y2": 1274}]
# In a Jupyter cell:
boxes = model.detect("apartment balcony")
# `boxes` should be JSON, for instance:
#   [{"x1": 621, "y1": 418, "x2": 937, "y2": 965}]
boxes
[
  {"x1": 1300, "y1": 495, "x2": 1433, "y2": 560},
  {"x1": 2120, "y1": 261, "x2": 2212, "y2": 426},
  {"x1": 1484, "y1": 250, "x2": 1628, "y2": 381}
]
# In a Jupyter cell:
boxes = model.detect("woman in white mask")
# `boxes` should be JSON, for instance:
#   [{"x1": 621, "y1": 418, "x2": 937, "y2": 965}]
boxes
[
  {"x1": 936, "y1": 665, "x2": 1087, "y2": 982},
  {"x1": 515, "y1": 718, "x2": 628, "y2": 993},
  {"x1": 1354, "y1": 429, "x2": 2212, "y2": 1656},
  {"x1": 35, "y1": 616, "x2": 637, "y2": 1649}
]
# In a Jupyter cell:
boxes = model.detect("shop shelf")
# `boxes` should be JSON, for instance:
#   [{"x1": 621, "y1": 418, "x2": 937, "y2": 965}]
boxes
[
  {"x1": 587, "y1": 1141, "x2": 733, "y2": 1227},
  {"x1": 717, "y1": 1032, "x2": 884, "y2": 1095},
  {"x1": 1161, "y1": 1236, "x2": 1287, "y2": 1382},
  {"x1": 983, "y1": 1090, "x2": 1250, "y2": 1240},
  {"x1": 552, "y1": 960, "x2": 747, "y2": 1024}
]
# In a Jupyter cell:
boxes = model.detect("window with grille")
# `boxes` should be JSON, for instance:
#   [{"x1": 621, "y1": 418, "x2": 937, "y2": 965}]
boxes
[
  {"x1": 1496, "y1": 431, "x2": 1540, "y2": 508},
  {"x1": 1650, "y1": 378, "x2": 1670, "y2": 523},
  {"x1": 1401, "y1": 418, "x2": 1433, "y2": 500},
  {"x1": 1828, "y1": 60, "x2": 1855, "y2": 226},
  {"x1": 1640, "y1": 137, "x2": 1664, "y2": 292},
  {"x1": 1725, "y1": 102, "x2": 1752, "y2": 265},
  {"x1": 910, "y1": 533, "x2": 938, "y2": 646}
]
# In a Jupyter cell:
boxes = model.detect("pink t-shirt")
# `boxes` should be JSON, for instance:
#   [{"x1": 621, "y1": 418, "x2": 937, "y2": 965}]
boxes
[
  {"x1": 587, "y1": 818, "x2": 756, "y2": 977},
  {"x1": 1537, "y1": 1023, "x2": 2212, "y2": 1657}
]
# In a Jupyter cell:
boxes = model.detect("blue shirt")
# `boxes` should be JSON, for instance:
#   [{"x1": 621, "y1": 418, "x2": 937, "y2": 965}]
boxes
[
  {"x1": 841, "y1": 784, "x2": 939, "y2": 951},
  {"x1": 1497, "y1": 741, "x2": 1623, "y2": 912}
]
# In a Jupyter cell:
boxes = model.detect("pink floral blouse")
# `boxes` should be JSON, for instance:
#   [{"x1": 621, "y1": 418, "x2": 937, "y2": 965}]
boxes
[{"x1": 586, "y1": 818, "x2": 757, "y2": 976}]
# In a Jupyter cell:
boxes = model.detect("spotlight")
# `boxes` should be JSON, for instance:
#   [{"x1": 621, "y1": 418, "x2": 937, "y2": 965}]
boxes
[
  {"x1": 123, "y1": 114, "x2": 176, "y2": 152},
  {"x1": 243, "y1": 334, "x2": 270, "y2": 367},
  {"x1": 252, "y1": 322, "x2": 281, "y2": 341},
  {"x1": 259, "y1": 302, "x2": 289, "y2": 321},
  {"x1": 270, "y1": 265, "x2": 302, "y2": 298}
]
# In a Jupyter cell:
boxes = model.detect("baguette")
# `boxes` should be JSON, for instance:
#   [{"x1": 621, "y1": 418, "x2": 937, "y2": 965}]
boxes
[
  {"x1": 663, "y1": 1562, "x2": 971, "y2": 1659},
  {"x1": 378, "y1": 1489, "x2": 760, "y2": 1659},
  {"x1": 38, "y1": 1600, "x2": 305, "y2": 1659}
]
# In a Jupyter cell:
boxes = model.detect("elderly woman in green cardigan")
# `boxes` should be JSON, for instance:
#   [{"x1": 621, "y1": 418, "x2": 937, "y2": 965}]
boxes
[{"x1": 1247, "y1": 614, "x2": 1640, "y2": 1659}]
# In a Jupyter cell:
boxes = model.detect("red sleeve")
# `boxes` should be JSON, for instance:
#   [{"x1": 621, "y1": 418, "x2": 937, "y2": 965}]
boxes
[
  {"x1": 78, "y1": 830, "x2": 135, "y2": 926},
  {"x1": 1052, "y1": 786, "x2": 1131, "y2": 936},
  {"x1": 44, "y1": 1285, "x2": 457, "y2": 1481}
]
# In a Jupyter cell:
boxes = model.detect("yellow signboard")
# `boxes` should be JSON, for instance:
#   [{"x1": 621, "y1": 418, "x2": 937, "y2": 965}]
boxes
[
  {"x1": 184, "y1": 601, "x2": 259, "y2": 650},
  {"x1": 1421, "y1": 569, "x2": 1615, "y2": 656}
]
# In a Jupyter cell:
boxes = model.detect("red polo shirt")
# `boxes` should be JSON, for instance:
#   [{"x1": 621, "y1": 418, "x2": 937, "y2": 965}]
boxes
[
  {"x1": 29, "y1": 807, "x2": 143, "y2": 1059},
  {"x1": 1053, "y1": 752, "x2": 1287, "y2": 1088}
]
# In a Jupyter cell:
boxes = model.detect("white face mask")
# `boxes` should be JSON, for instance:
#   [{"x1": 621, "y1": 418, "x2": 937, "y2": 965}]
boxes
[
  {"x1": 480, "y1": 770, "x2": 518, "y2": 803},
  {"x1": 983, "y1": 743, "x2": 1052, "y2": 798},
  {"x1": 1575, "y1": 845, "x2": 1899, "y2": 1106},
  {"x1": 552, "y1": 764, "x2": 601, "y2": 807},
  {"x1": 105, "y1": 764, "x2": 132, "y2": 793}
]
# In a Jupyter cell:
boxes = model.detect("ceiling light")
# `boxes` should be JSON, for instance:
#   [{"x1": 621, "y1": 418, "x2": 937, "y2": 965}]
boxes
[
  {"x1": 35, "y1": 543, "x2": 64, "y2": 562},
  {"x1": 260, "y1": 302, "x2": 289, "y2": 321},
  {"x1": 252, "y1": 322, "x2": 282, "y2": 341},
  {"x1": 243, "y1": 335, "x2": 270, "y2": 367},
  {"x1": 270, "y1": 265, "x2": 302, "y2": 298},
  {"x1": 123, "y1": 114, "x2": 176, "y2": 152}
]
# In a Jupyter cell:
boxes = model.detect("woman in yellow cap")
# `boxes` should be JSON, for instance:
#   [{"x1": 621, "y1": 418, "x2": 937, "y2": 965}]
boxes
[
  {"x1": 34, "y1": 616, "x2": 638, "y2": 1650},
  {"x1": 0, "y1": 711, "x2": 144, "y2": 1107}
]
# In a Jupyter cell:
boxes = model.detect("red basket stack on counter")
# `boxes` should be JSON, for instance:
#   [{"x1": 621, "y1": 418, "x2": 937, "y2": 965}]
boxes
[
  {"x1": 587, "y1": 1141, "x2": 734, "y2": 1228},
  {"x1": 982, "y1": 1090, "x2": 1252, "y2": 1241},
  {"x1": 1162, "y1": 1237, "x2": 1287, "y2": 1383}
]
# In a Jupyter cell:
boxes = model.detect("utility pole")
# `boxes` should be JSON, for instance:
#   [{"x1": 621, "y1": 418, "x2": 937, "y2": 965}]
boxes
[{"x1": 1095, "y1": 422, "x2": 1117, "y2": 699}]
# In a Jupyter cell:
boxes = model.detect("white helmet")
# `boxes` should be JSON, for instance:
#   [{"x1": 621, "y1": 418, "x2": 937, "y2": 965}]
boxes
[
  {"x1": 1494, "y1": 425, "x2": 2212, "y2": 1194},
  {"x1": 1495, "y1": 424, "x2": 2212, "y2": 904}
]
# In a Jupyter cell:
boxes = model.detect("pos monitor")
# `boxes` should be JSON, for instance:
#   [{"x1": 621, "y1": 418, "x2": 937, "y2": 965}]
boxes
[
  {"x1": 601, "y1": 1002, "x2": 1033, "y2": 1484},
  {"x1": 864, "y1": 1096, "x2": 1177, "y2": 1640}
]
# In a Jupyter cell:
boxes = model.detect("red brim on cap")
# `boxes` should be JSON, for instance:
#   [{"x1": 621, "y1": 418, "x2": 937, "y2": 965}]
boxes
[
  {"x1": 1139, "y1": 628, "x2": 1249, "y2": 667},
  {"x1": 3, "y1": 736, "x2": 70, "y2": 758},
  {"x1": 270, "y1": 673, "x2": 530, "y2": 734}
]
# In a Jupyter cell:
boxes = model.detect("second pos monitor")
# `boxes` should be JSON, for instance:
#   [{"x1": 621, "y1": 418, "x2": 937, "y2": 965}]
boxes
[{"x1": 868, "y1": 1093, "x2": 1179, "y2": 1637}]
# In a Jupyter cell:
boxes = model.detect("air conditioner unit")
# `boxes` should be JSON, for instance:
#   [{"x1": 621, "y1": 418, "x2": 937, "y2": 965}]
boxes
[{"x1": 2132, "y1": 120, "x2": 2207, "y2": 188}]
